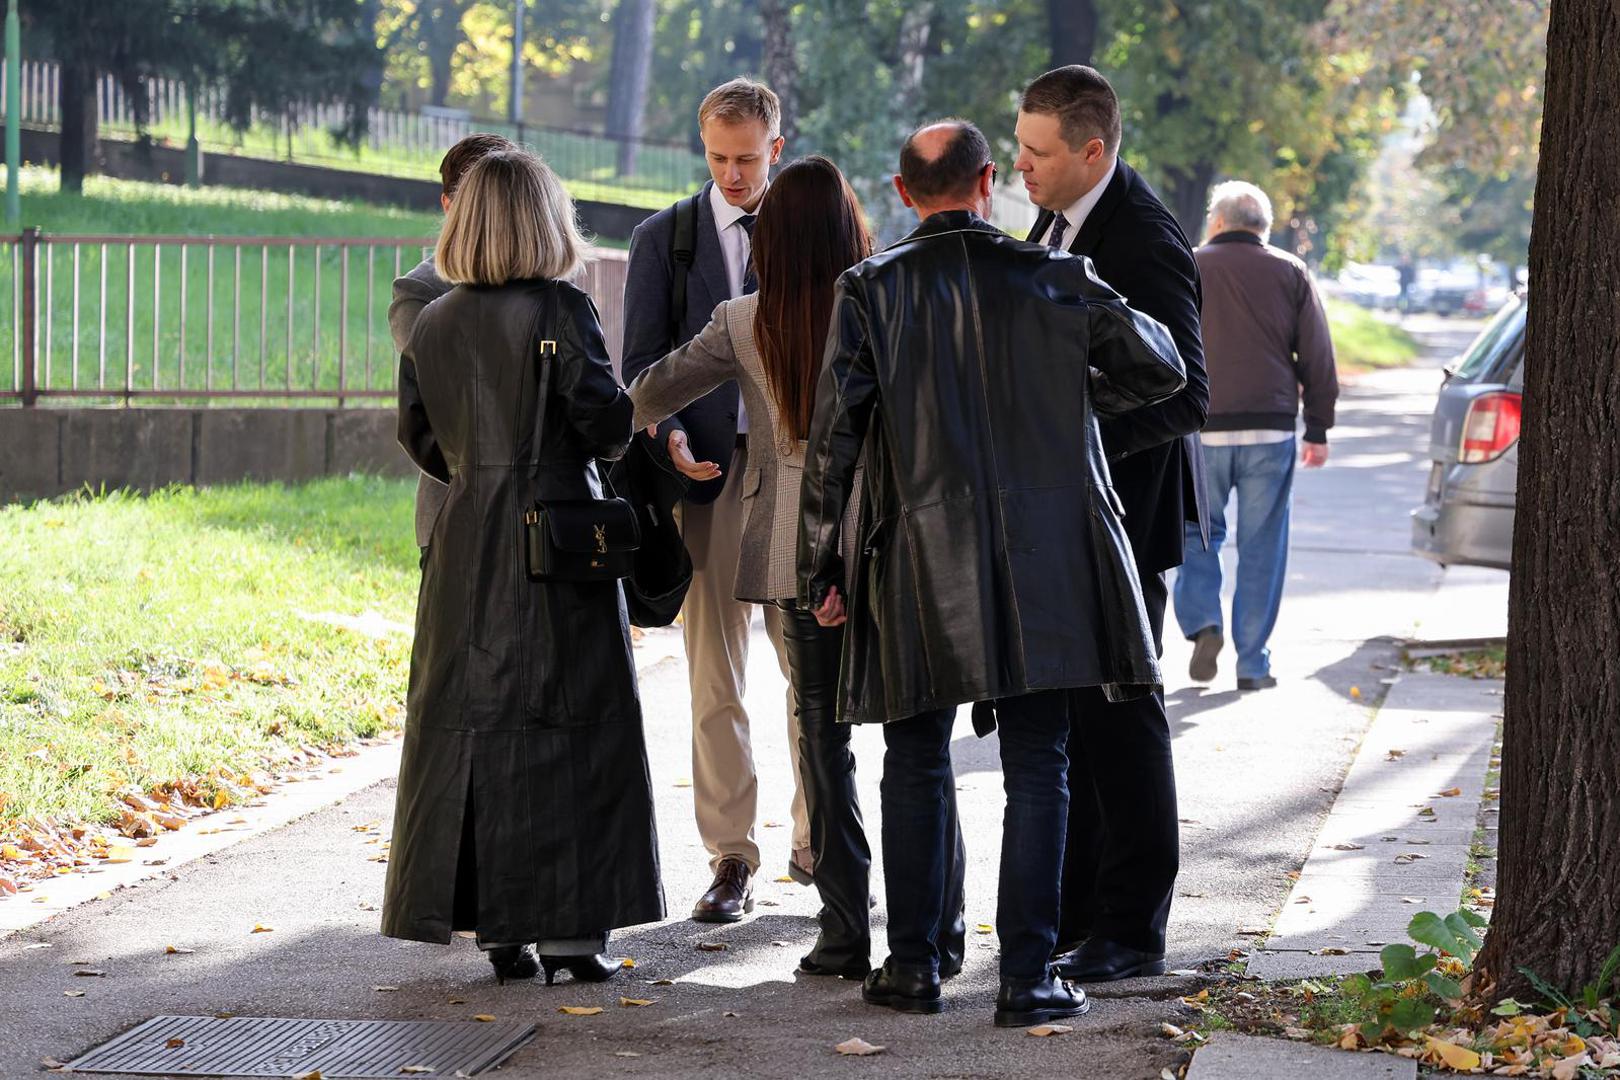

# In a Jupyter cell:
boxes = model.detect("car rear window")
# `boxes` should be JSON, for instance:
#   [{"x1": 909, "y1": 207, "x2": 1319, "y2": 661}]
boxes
[{"x1": 1450, "y1": 298, "x2": 1526, "y2": 382}]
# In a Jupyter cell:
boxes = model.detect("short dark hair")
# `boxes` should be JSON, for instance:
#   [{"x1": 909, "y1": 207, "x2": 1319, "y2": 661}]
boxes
[
  {"x1": 898, "y1": 120, "x2": 992, "y2": 202},
  {"x1": 1020, "y1": 65, "x2": 1122, "y2": 155},
  {"x1": 439, "y1": 133, "x2": 518, "y2": 198}
]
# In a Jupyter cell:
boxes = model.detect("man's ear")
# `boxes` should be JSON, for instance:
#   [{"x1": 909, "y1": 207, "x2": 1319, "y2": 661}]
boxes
[
  {"x1": 893, "y1": 174, "x2": 915, "y2": 208},
  {"x1": 979, "y1": 164, "x2": 995, "y2": 200},
  {"x1": 769, "y1": 135, "x2": 785, "y2": 165},
  {"x1": 1086, "y1": 137, "x2": 1106, "y2": 166}
]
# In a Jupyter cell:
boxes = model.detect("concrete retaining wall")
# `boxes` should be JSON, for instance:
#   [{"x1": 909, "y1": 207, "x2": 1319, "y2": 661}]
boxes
[
  {"x1": 0, "y1": 407, "x2": 411, "y2": 503},
  {"x1": 19, "y1": 128, "x2": 655, "y2": 241}
]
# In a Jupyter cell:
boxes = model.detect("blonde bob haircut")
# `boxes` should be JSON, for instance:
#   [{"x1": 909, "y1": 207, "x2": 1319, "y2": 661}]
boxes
[{"x1": 435, "y1": 150, "x2": 591, "y2": 286}]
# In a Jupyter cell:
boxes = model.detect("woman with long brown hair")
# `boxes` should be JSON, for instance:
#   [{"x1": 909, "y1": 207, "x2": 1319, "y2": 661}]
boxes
[{"x1": 628, "y1": 155, "x2": 874, "y2": 977}]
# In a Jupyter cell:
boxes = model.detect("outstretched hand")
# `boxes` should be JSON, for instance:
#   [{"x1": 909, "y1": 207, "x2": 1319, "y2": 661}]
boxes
[
  {"x1": 666, "y1": 430, "x2": 722, "y2": 482},
  {"x1": 813, "y1": 586, "x2": 848, "y2": 627}
]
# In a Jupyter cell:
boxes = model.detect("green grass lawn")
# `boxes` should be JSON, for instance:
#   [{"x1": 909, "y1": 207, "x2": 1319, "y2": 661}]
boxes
[
  {"x1": 0, "y1": 478, "x2": 416, "y2": 843},
  {"x1": 1325, "y1": 296, "x2": 1423, "y2": 372}
]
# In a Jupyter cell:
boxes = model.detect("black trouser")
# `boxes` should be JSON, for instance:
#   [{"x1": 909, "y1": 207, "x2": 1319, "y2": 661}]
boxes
[
  {"x1": 1058, "y1": 571, "x2": 1180, "y2": 954},
  {"x1": 772, "y1": 603, "x2": 872, "y2": 968},
  {"x1": 884, "y1": 691, "x2": 1070, "y2": 980}
]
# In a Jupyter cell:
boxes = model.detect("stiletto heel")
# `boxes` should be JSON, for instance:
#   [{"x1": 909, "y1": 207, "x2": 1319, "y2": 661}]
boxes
[
  {"x1": 538, "y1": 953, "x2": 620, "y2": 985},
  {"x1": 487, "y1": 944, "x2": 540, "y2": 984}
]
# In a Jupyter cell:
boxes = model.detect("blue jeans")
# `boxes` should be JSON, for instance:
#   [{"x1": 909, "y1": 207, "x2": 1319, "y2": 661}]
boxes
[
  {"x1": 881, "y1": 691, "x2": 1070, "y2": 980},
  {"x1": 1173, "y1": 437, "x2": 1296, "y2": 680}
]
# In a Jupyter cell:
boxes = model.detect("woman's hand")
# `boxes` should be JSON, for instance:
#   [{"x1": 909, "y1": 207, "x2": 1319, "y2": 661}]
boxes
[
  {"x1": 667, "y1": 430, "x2": 722, "y2": 482},
  {"x1": 813, "y1": 586, "x2": 848, "y2": 627}
]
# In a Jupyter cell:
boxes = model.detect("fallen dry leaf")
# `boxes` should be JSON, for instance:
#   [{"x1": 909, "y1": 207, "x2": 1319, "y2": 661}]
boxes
[
  {"x1": 401, "y1": 1068, "x2": 435, "y2": 1075},
  {"x1": 42, "y1": 1059, "x2": 71, "y2": 1073},
  {"x1": 1386, "y1": 749, "x2": 1406, "y2": 760},
  {"x1": 73, "y1": 969, "x2": 106, "y2": 977},
  {"x1": 1028, "y1": 1024, "x2": 1073, "y2": 1037},
  {"x1": 1395, "y1": 853, "x2": 1430, "y2": 864},
  {"x1": 373, "y1": 986, "x2": 400, "y2": 992},
  {"x1": 614, "y1": 1051, "x2": 642, "y2": 1058},
  {"x1": 1160, "y1": 1022, "x2": 1185, "y2": 1039},
  {"x1": 650, "y1": 979, "x2": 676, "y2": 986},
  {"x1": 165, "y1": 1038, "x2": 185, "y2": 1049},
  {"x1": 835, "y1": 1037, "x2": 885, "y2": 1056},
  {"x1": 975, "y1": 923, "x2": 995, "y2": 934},
  {"x1": 558, "y1": 1007, "x2": 603, "y2": 1017},
  {"x1": 773, "y1": 875, "x2": 795, "y2": 883},
  {"x1": 472, "y1": 1014, "x2": 497, "y2": 1022},
  {"x1": 695, "y1": 942, "x2": 728, "y2": 952},
  {"x1": 1328, "y1": 843, "x2": 1364, "y2": 851},
  {"x1": 165, "y1": 946, "x2": 195, "y2": 955},
  {"x1": 1315, "y1": 947, "x2": 1349, "y2": 956},
  {"x1": 1426, "y1": 1036, "x2": 1482, "y2": 1071},
  {"x1": 1236, "y1": 926, "x2": 1270, "y2": 936},
  {"x1": 1436, "y1": 787, "x2": 1463, "y2": 798},
  {"x1": 251, "y1": 923, "x2": 274, "y2": 933},
  {"x1": 64, "y1": 990, "x2": 86, "y2": 997},
  {"x1": 619, "y1": 958, "x2": 636, "y2": 969},
  {"x1": 619, "y1": 997, "x2": 655, "y2": 1007}
]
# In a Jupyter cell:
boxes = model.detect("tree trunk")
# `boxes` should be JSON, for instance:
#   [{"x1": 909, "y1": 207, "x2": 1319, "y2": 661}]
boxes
[
  {"x1": 760, "y1": 0, "x2": 799, "y2": 145},
  {"x1": 1048, "y1": 0, "x2": 1098, "y2": 67},
  {"x1": 57, "y1": 58, "x2": 99, "y2": 194},
  {"x1": 605, "y1": 0, "x2": 656, "y2": 177},
  {"x1": 1472, "y1": 0, "x2": 1620, "y2": 1003},
  {"x1": 423, "y1": 1, "x2": 461, "y2": 109},
  {"x1": 1162, "y1": 159, "x2": 1216, "y2": 243}
]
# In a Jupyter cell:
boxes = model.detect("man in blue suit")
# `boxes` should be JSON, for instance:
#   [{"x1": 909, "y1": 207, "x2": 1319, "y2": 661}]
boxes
[{"x1": 620, "y1": 79, "x2": 802, "y2": 923}]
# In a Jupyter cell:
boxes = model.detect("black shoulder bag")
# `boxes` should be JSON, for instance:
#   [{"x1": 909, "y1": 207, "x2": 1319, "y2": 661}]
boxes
[
  {"x1": 668, "y1": 191, "x2": 701, "y2": 343},
  {"x1": 522, "y1": 299, "x2": 641, "y2": 583}
]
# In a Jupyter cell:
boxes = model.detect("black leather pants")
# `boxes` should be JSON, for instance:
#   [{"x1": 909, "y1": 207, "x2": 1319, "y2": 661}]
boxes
[{"x1": 772, "y1": 602, "x2": 872, "y2": 969}]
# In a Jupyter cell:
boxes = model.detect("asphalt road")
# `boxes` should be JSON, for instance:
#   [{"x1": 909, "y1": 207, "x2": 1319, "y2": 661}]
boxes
[{"x1": 0, "y1": 316, "x2": 1506, "y2": 1080}]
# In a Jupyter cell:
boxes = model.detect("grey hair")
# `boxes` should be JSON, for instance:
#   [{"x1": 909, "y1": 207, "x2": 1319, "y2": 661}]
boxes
[{"x1": 1207, "y1": 180, "x2": 1273, "y2": 236}]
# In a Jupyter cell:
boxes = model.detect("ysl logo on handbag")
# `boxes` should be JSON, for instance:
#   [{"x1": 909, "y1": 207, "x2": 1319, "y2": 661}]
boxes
[{"x1": 593, "y1": 523, "x2": 608, "y2": 554}]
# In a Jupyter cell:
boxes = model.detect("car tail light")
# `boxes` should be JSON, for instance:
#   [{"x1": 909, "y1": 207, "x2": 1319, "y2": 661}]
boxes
[{"x1": 1459, "y1": 391, "x2": 1522, "y2": 463}]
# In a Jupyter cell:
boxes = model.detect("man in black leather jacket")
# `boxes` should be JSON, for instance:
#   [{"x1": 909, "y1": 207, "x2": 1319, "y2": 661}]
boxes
[{"x1": 797, "y1": 120, "x2": 1187, "y2": 1027}]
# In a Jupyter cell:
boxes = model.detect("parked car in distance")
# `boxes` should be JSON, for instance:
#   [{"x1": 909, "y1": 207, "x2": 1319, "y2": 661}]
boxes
[
  {"x1": 1411, "y1": 296, "x2": 1525, "y2": 570},
  {"x1": 1332, "y1": 262, "x2": 1403, "y2": 309}
]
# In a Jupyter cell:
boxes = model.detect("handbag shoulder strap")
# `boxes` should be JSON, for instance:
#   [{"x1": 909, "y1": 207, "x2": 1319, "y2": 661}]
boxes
[{"x1": 529, "y1": 284, "x2": 557, "y2": 482}]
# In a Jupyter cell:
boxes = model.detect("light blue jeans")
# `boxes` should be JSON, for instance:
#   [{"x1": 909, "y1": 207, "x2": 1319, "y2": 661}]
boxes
[{"x1": 1173, "y1": 437, "x2": 1296, "y2": 680}]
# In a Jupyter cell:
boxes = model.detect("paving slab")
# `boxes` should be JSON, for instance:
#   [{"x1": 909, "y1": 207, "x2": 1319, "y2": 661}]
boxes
[
  {"x1": 1247, "y1": 672, "x2": 1499, "y2": 981},
  {"x1": 1187, "y1": 1032, "x2": 1416, "y2": 1079}
]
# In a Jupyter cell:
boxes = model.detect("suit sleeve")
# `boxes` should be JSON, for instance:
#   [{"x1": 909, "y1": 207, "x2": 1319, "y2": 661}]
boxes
[
  {"x1": 798, "y1": 273, "x2": 880, "y2": 607},
  {"x1": 621, "y1": 217, "x2": 686, "y2": 466},
  {"x1": 1071, "y1": 256, "x2": 1187, "y2": 413},
  {"x1": 1293, "y1": 269, "x2": 1339, "y2": 443},
  {"x1": 557, "y1": 289, "x2": 635, "y2": 462},
  {"x1": 1095, "y1": 235, "x2": 1209, "y2": 459},
  {"x1": 397, "y1": 329, "x2": 449, "y2": 484},
  {"x1": 388, "y1": 274, "x2": 441, "y2": 355},
  {"x1": 627, "y1": 301, "x2": 737, "y2": 432}
]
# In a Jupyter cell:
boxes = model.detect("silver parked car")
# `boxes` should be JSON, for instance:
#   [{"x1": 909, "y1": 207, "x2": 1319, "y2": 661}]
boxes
[{"x1": 1411, "y1": 296, "x2": 1525, "y2": 570}]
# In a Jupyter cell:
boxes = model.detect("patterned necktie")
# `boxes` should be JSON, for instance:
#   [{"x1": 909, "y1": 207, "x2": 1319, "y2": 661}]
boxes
[
  {"x1": 738, "y1": 214, "x2": 757, "y2": 295},
  {"x1": 1047, "y1": 211, "x2": 1070, "y2": 250}
]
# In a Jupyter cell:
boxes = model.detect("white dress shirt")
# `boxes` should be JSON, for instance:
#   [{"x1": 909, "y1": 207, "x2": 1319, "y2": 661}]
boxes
[
  {"x1": 1038, "y1": 158, "x2": 1118, "y2": 249},
  {"x1": 708, "y1": 181, "x2": 761, "y2": 434}
]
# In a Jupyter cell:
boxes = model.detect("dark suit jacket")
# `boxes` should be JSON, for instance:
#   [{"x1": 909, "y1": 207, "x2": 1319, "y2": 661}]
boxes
[
  {"x1": 1028, "y1": 159, "x2": 1210, "y2": 574},
  {"x1": 621, "y1": 180, "x2": 739, "y2": 505}
]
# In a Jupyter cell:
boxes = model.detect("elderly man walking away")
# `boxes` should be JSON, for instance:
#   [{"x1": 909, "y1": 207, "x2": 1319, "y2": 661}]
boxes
[
  {"x1": 799, "y1": 120, "x2": 1187, "y2": 1027},
  {"x1": 1173, "y1": 181, "x2": 1339, "y2": 690}
]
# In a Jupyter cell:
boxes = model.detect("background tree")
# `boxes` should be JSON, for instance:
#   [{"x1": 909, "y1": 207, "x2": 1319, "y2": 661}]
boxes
[
  {"x1": 606, "y1": 0, "x2": 658, "y2": 173},
  {"x1": 759, "y1": 0, "x2": 801, "y2": 144},
  {"x1": 1047, "y1": 0, "x2": 1096, "y2": 65},
  {"x1": 645, "y1": 0, "x2": 764, "y2": 146},
  {"x1": 1470, "y1": 0, "x2": 1619, "y2": 1004}
]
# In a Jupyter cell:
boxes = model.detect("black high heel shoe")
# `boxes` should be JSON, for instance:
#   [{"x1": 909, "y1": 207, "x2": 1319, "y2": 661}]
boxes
[
  {"x1": 539, "y1": 953, "x2": 621, "y2": 986},
  {"x1": 487, "y1": 943, "x2": 540, "y2": 985}
]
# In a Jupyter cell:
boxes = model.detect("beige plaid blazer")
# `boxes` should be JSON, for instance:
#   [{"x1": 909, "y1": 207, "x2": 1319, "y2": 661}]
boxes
[{"x1": 627, "y1": 293, "x2": 861, "y2": 603}]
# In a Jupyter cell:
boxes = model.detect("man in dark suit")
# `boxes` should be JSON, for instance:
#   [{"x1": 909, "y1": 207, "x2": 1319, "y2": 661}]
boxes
[
  {"x1": 1013, "y1": 65, "x2": 1210, "y2": 981},
  {"x1": 620, "y1": 79, "x2": 809, "y2": 923}
]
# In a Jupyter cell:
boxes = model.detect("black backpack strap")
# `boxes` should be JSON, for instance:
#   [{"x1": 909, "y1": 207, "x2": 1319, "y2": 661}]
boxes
[{"x1": 669, "y1": 192, "x2": 700, "y2": 343}]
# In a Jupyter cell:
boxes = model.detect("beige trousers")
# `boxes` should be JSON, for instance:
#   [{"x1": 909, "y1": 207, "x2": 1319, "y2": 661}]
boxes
[{"x1": 679, "y1": 445, "x2": 811, "y2": 873}]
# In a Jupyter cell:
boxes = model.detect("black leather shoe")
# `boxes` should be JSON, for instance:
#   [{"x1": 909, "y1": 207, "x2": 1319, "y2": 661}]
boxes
[
  {"x1": 798, "y1": 954, "x2": 869, "y2": 979},
  {"x1": 1238, "y1": 675, "x2": 1278, "y2": 692},
  {"x1": 692, "y1": 858, "x2": 755, "y2": 923},
  {"x1": 1053, "y1": 937, "x2": 1167, "y2": 982},
  {"x1": 487, "y1": 944, "x2": 540, "y2": 985},
  {"x1": 995, "y1": 969, "x2": 1089, "y2": 1028},
  {"x1": 539, "y1": 952, "x2": 620, "y2": 986},
  {"x1": 1189, "y1": 627, "x2": 1223, "y2": 683},
  {"x1": 861, "y1": 959, "x2": 943, "y2": 1015}
]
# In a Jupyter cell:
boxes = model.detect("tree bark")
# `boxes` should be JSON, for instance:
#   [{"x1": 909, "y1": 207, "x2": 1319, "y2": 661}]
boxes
[
  {"x1": 1472, "y1": 0, "x2": 1620, "y2": 1003},
  {"x1": 605, "y1": 0, "x2": 656, "y2": 176},
  {"x1": 760, "y1": 0, "x2": 800, "y2": 145},
  {"x1": 422, "y1": 1, "x2": 462, "y2": 109},
  {"x1": 1162, "y1": 159, "x2": 1216, "y2": 244},
  {"x1": 57, "y1": 57, "x2": 100, "y2": 194},
  {"x1": 1048, "y1": 0, "x2": 1098, "y2": 67}
]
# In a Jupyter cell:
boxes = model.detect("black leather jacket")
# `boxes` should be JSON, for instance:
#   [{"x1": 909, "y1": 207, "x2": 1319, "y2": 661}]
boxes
[{"x1": 797, "y1": 211, "x2": 1186, "y2": 723}]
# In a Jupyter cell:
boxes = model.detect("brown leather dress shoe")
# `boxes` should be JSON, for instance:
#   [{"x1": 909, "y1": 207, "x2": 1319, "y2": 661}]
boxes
[{"x1": 691, "y1": 857, "x2": 755, "y2": 923}]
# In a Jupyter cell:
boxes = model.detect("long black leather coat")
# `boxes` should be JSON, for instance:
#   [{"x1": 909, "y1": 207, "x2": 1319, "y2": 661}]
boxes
[
  {"x1": 798, "y1": 212, "x2": 1186, "y2": 724},
  {"x1": 383, "y1": 279, "x2": 664, "y2": 945}
]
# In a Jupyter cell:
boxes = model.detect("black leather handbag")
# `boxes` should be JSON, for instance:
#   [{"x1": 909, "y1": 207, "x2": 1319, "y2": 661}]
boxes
[{"x1": 523, "y1": 304, "x2": 641, "y2": 584}]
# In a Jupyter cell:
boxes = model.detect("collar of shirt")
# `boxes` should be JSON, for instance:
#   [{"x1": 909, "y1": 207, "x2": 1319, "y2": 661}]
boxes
[
  {"x1": 708, "y1": 180, "x2": 757, "y2": 235},
  {"x1": 1046, "y1": 157, "x2": 1117, "y2": 246}
]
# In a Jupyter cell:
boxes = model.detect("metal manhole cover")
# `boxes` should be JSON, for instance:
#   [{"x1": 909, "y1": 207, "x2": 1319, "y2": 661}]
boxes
[{"x1": 67, "y1": 1015, "x2": 535, "y2": 1077}]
